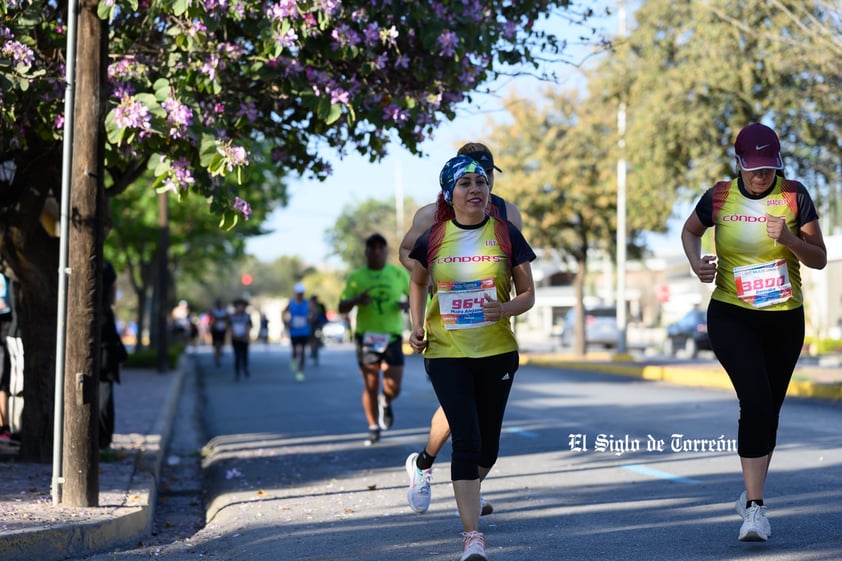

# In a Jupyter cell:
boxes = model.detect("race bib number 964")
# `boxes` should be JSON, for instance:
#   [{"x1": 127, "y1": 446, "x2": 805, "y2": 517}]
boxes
[{"x1": 437, "y1": 279, "x2": 497, "y2": 330}]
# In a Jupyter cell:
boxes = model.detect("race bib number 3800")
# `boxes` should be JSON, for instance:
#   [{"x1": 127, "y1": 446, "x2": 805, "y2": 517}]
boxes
[
  {"x1": 437, "y1": 278, "x2": 497, "y2": 330},
  {"x1": 733, "y1": 259, "x2": 792, "y2": 308}
]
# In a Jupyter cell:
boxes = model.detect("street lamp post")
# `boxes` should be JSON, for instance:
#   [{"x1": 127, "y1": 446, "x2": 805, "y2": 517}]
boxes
[{"x1": 616, "y1": 0, "x2": 628, "y2": 354}]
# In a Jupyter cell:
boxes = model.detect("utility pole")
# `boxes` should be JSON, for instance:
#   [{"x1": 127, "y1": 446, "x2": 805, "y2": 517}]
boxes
[
  {"x1": 615, "y1": 0, "x2": 629, "y2": 354},
  {"x1": 62, "y1": 0, "x2": 107, "y2": 507}
]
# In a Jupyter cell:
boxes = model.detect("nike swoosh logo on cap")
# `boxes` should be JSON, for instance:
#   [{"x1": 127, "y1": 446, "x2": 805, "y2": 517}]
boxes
[{"x1": 755, "y1": 144, "x2": 770, "y2": 150}]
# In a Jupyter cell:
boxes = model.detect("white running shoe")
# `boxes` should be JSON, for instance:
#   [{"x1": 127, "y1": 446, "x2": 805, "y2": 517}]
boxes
[
  {"x1": 364, "y1": 427, "x2": 380, "y2": 446},
  {"x1": 735, "y1": 490, "x2": 747, "y2": 519},
  {"x1": 378, "y1": 394, "x2": 393, "y2": 430},
  {"x1": 460, "y1": 531, "x2": 487, "y2": 561},
  {"x1": 480, "y1": 496, "x2": 494, "y2": 516},
  {"x1": 738, "y1": 502, "x2": 770, "y2": 542},
  {"x1": 405, "y1": 453, "x2": 432, "y2": 513},
  {"x1": 736, "y1": 492, "x2": 771, "y2": 537}
]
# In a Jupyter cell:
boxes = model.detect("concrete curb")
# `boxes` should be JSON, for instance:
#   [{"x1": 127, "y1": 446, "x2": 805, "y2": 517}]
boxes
[
  {"x1": 0, "y1": 358, "x2": 188, "y2": 561},
  {"x1": 522, "y1": 354, "x2": 842, "y2": 401}
]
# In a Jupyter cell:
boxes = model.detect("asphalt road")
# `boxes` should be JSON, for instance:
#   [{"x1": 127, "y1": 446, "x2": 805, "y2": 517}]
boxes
[{"x1": 70, "y1": 343, "x2": 842, "y2": 561}]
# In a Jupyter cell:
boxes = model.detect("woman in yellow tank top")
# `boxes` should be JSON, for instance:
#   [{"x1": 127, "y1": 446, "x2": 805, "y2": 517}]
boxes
[{"x1": 681, "y1": 123, "x2": 826, "y2": 543}]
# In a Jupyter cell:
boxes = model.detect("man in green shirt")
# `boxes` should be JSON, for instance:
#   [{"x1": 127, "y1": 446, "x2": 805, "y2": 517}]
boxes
[{"x1": 339, "y1": 233, "x2": 410, "y2": 446}]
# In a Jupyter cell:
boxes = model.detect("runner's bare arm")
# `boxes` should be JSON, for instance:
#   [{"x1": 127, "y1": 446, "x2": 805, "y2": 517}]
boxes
[{"x1": 399, "y1": 203, "x2": 437, "y2": 271}]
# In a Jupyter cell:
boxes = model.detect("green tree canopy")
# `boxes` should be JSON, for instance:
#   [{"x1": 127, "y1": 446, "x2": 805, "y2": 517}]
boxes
[
  {"x1": 327, "y1": 196, "x2": 419, "y2": 270},
  {"x1": 0, "y1": 0, "x2": 599, "y2": 460},
  {"x1": 605, "y1": 0, "x2": 842, "y2": 225}
]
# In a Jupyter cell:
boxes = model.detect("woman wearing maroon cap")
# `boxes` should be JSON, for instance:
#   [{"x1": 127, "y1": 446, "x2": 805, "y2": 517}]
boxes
[{"x1": 680, "y1": 123, "x2": 826, "y2": 542}]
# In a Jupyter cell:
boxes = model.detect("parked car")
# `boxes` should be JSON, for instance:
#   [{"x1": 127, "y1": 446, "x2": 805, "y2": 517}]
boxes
[
  {"x1": 665, "y1": 308, "x2": 711, "y2": 358},
  {"x1": 560, "y1": 306, "x2": 619, "y2": 348},
  {"x1": 321, "y1": 320, "x2": 348, "y2": 344}
]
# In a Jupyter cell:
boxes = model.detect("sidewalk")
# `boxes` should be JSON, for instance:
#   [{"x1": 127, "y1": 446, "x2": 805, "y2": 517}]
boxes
[
  {"x1": 0, "y1": 347, "x2": 840, "y2": 561},
  {"x1": 0, "y1": 360, "x2": 185, "y2": 561}
]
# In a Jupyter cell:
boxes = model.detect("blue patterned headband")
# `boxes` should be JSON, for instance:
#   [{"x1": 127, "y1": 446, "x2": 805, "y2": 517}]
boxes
[{"x1": 438, "y1": 155, "x2": 488, "y2": 204}]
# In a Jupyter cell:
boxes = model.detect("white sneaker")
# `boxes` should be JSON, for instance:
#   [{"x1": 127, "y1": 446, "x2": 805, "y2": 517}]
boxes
[
  {"x1": 405, "y1": 453, "x2": 432, "y2": 513},
  {"x1": 460, "y1": 531, "x2": 487, "y2": 561},
  {"x1": 378, "y1": 394, "x2": 393, "y2": 430},
  {"x1": 735, "y1": 490, "x2": 747, "y2": 519},
  {"x1": 738, "y1": 502, "x2": 770, "y2": 542},
  {"x1": 736, "y1": 492, "x2": 771, "y2": 537},
  {"x1": 480, "y1": 496, "x2": 494, "y2": 516},
  {"x1": 364, "y1": 427, "x2": 380, "y2": 446}
]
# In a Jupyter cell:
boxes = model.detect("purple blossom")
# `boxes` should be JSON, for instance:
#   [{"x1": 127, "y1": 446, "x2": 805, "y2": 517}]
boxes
[
  {"x1": 237, "y1": 102, "x2": 258, "y2": 122},
  {"x1": 217, "y1": 141, "x2": 249, "y2": 172},
  {"x1": 330, "y1": 24, "x2": 362, "y2": 50},
  {"x1": 382, "y1": 104, "x2": 408, "y2": 123},
  {"x1": 113, "y1": 95, "x2": 152, "y2": 131},
  {"x1": 111, "y1": 83, "x2": 136, "y2": 99},
  {"x1": 205, "y1": 0, "x2": 229, "y2": 11},
  {"x1": 302, "y1": 13, "x2": 317, "y2": 28},
  {"x1": 162, "y1": 97, "x2": 193, "y2": 138},
  {"x1": 187, "y1": 21, "x2": 207, "y2": 37},
  {"x1": 281, "y1": 57, "x2": 303, "y2": 77},
  {"x1": 2, "y1": 40, "x2": 35, "y2": 68},
  {"x1": 204, "y1": 0, "x2": 229, "y2": 19},
  {"x1": 54, "y1": 114, "x2": 64, "y2": 130},
  {"x1": 276, "y1": 28, "x2": 298, "y2": 49},
  {"x1": 395, "y1": 54, "x2": 410, "y2": 69},
  {"x1": 424, "y1": 91, "x2": 443, "y2": 109},
  {"x1": 380, "y1": 26, "x2": 399, "y2": 46},
  {"x1": 363, "y1": 24, "x2": 379, "y2": 45},
  {"x1": 374, "y1": 53, "x2": 388, "y2": 69},
  {"x1": 219, "y1": 42, "x2": 245, "y2": 60},
  {"x1": 232, "y1": 196, "x2": 252, "y2": 221},
  {"x1": 162, "y1": 157, "x2": 196, "y2": 192},
  {"x1": 230, "y1": 2, "x2": 245, "y2": 19},
  {"x1": 503, "y1": 21, "x2": 518, "y2": 40},
  {"x1": 270, "y1": 148, "x2": 286, "y2": 162},
  {"x1": 327, "y1": 86, "x2": 349, "y2": 105},
  {"x1": 437, "y1": 31, "x2": 458, "y2": 57},
  {"x1": 267, "y1": 0, "x2": 299, "y2": 21},
  {"x1": 108, "y1": 58, "x2": 147, "y2": 83},
  {"x1": 314, "y1": 0, "x2": 341, "y2": 16},
  {"x1": 200, "y1": 53, "x2": 223, "y2": 81},
  {"x1": 305, "y1": 67, "x2": 329, "y2": 83}
]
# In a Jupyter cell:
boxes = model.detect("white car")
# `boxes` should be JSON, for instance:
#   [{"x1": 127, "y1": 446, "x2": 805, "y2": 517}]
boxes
[
  {"x1": 321, "y1": 321, "x2": 348, "y2": 343},
  {"x1": 560, "y1": 306, "x2": 619, "y2": 348}
]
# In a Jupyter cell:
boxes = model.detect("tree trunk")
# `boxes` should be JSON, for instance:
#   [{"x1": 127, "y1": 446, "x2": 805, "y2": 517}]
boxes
[
  {"x1": 7, "y1": 140, "x2": 63, "y2": 463},
  {"x1": 155, "y1": 193, "x2": 169, "y2": 372},
  {"x1": 61, "y1": 0, "x2": 107, "y2": 507},
  {"x1": 134, "y1": 288, "x2": 147, "y2": 352},
  {"x1": 573, "y1": 255, "x2": 587, "y2": 357},
  {"x1": 16, "y1": 265, "x2": 59, "y2": 462}
]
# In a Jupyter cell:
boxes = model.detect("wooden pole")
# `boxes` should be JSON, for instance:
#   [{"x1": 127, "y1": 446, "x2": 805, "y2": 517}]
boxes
[{"x1": 62, "y1": 0, "x2": 106, "y2": 506}]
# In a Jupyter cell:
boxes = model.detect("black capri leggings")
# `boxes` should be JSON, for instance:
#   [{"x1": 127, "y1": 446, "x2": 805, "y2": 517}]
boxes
[
  {"x1": 707, "y1": 299, "x2": 804, "y2": 458},
  {"x1": 425, "y1": 351, "x2": 518, "y2": 481}
]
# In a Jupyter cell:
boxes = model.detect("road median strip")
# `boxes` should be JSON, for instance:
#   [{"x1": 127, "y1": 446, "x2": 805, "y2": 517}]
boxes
[{"x1": 522, "y1": 354, "x2": 842, "y2": 400}]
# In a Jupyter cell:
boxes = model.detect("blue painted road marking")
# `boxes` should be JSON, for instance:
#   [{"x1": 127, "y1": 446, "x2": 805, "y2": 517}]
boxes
[
  {"x1": 621, "y1": 464, "x2": 701, "y2": 484},
  {"x1": 503, "y1": 426, "x2": 540, "y2": 438}
]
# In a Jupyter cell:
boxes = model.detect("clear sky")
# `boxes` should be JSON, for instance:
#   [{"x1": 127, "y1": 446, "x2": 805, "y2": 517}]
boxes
[
  {"x1": 244, "y1": 115, "x2": 497, "y2": 266},
  {"x1": 244, "y1": 3, "x2": 652, "y2": 266}
]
